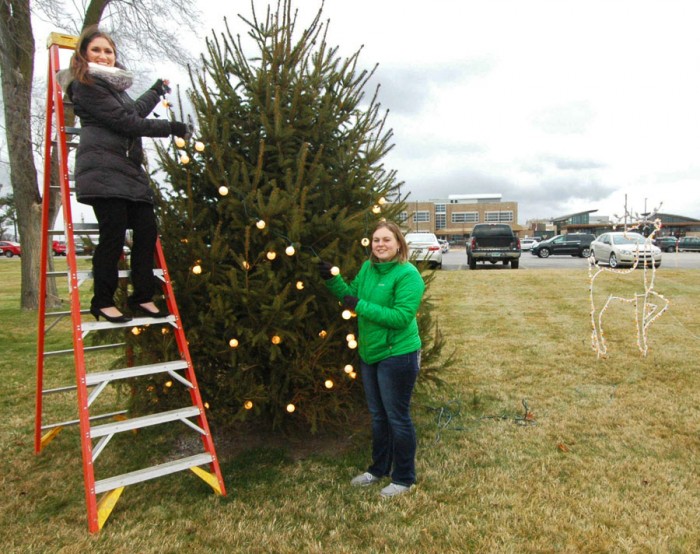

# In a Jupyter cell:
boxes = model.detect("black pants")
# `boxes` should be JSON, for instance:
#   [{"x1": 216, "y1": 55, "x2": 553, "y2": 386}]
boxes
[{"x1": 90, "y1": 198, "x2": 158, "y2": 309}]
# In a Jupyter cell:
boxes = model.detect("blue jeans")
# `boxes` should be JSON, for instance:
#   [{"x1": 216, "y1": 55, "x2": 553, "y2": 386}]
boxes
[{"x1": 361, "y1": 351, "x2": 420, "y2": 486}]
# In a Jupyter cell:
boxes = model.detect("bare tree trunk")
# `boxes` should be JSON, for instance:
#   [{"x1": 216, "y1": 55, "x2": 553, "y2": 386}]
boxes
[{"x1": 0, "y1": 0, "x2": 43, "y2": 310}]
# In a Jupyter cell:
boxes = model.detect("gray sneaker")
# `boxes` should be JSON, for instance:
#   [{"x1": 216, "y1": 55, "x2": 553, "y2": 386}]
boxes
[
  {"x1": 380, "y1": 483, "x2": 413, "y2": 498},
  {"x1": 350, "y1": 472, "x2": 382, "y2": 487}
]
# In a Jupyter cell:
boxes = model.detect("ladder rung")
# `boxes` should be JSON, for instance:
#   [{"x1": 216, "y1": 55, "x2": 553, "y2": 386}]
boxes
[
  {"x1": 46, "y1": 309, "x2": 89, "y2": 317},
  {"x1": 94, "y1": 453, "x2": 213, "y2": 494},
  {"x1": 85, "y1": 360, "x2": 189, "y2": 386},
  {"x1": 90, "y1": 406, "x2": 201, "y2": 438},
  {"x1": 46, "y1": 269, "x2": 165, "y2": 279},
  {"x1": 44, "y1": 342, "x2": 126, "y2": 357},
  {"x1": 41, "y1": 409, "x2": 129, "y2": 431},
  {"x1": 82, "y1": 314, "x2": 176, "y2": 332}
]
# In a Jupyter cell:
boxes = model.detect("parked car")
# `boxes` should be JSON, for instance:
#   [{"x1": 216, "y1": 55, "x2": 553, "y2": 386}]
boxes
[
  {"x1": 531, "y1": 233, "x2": 595, "y2": 258},
  {"x1": 52, "y1": 241, "x2": 67, "y2": 255},
  {"x1": 0, "y1": 241, "x2": 21, "y2": 257},
  {"x1": 678, "y1": 236, "x2": 700, "y2": 252},
  {"x1": 405, "y1": 232, "x2": 443, "y2": 269},
  {"x1": 466, "y1": 223, "x2": 521, "y2": 269},
  {"x1": 520, "y1": 237, "x2": 539, "y2": 251},
  {"x1": 438, "y1": 239, "x2": 450, "y2": 253},
  {"x1": 590, "y1": 232, "x2": 662, "y2": 268},
  {"x1": 652, "y1": 236, "x2": 678, "y2": 253}
]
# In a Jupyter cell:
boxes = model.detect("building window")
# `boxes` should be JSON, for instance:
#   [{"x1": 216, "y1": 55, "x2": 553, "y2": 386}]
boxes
[
  {"x1": 413, "y1": 211, "x2": 430, "y2": 223},
  {"x1": 435, "y1": 213, "x2": 446, "y2": 229},
  {"x1": 435, "y1": 203, "x2": 446, "y2": 214},
  {"x1": 451, "y1": 212, "x2": 479, "y2": 223},
  {"x1": 398, "y1": 211, "x2": 408, "y2": 223},
  {"x1": 485, "y1": 211, "x2": 513, "y2": 222}
]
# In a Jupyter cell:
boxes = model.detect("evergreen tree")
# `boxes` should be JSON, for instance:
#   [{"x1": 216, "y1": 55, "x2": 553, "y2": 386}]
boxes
[{"x1": 133, "y1": 1, "x2": 445, "y2": 431}]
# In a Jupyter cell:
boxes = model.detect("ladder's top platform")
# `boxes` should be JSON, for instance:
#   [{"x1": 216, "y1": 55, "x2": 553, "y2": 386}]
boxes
[{"x1": 47, "y1": 32, "x2": 78, "y2": 50}]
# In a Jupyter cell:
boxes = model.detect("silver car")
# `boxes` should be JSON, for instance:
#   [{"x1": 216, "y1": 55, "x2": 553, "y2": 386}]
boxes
[
  {"x1": 590, "y1": 232, "x2": 662, "y2": 268},
  {"x1": 405, "y1": 232, "x2": 443, "y2": 269}
]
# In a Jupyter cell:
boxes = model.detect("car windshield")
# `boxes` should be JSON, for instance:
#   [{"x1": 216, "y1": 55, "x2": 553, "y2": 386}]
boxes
[{"x1": 612, "y1": 234, "x2": 647, "y2": 245}]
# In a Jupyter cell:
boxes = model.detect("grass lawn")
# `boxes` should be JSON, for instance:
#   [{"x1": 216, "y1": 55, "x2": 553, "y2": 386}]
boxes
[{"x1": 1, "y1": 258, "x2": 699, "y2": 553}]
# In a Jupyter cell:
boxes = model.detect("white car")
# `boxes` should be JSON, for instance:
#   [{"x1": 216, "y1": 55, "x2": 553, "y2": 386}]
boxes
[
  {"x1": 590, "y1": 232, "x2": 662, "y2": 268},
  {"x1": 438, "y1": 239, "x2": 450, "y2": 253},
  {"x1": 405, "y1": 232, "x2": 443, "y2": 269},
  {"x1": 520, "y1": 237, "x2": 539, "y2": 251}
]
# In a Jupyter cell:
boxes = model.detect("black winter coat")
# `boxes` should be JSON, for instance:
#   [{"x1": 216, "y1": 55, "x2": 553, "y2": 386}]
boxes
[{"x1": 69, "y1": 76, "x2": 171, "y2": 205}]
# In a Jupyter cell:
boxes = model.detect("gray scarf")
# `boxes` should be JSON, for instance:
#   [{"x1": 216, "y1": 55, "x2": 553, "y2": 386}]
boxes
[{"x1": 87, "y1": 63, "x2": 133, "y2": 92}]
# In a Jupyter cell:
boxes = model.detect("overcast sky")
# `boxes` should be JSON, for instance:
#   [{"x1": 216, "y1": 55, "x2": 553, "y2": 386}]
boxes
[
  {"x1": 7, "y1": 0, "x2": 700, "y2": 229},
  {"x1": 195, "y1": 0, "x2": 700, "y2": 224}
]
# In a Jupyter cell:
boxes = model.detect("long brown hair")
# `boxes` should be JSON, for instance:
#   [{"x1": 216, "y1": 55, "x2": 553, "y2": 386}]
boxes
[
  {"x1": 369, "y1": 221, "x2": 409, "y2": 263},
  {"x1": 70, "y1": 25, "x2": 119, "y2": 85}
]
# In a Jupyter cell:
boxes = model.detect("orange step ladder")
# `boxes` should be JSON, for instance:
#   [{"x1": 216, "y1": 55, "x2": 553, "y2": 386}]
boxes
[{"x1": 36, "y1": 32, "x2": 226, "y2": 533}]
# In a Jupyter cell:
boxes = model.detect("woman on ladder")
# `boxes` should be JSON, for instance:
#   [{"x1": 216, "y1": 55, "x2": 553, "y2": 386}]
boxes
[{"x1": 61, "y1": 25, "x2": 190, "y2": 323}]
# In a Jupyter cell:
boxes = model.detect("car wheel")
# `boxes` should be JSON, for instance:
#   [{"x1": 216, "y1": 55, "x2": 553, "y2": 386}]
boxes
[
  {"x1": 665, "y1": 246, "x2": 675, "y2": 253},
  {"x1": 468, "y1": 255, "x2": 476, "y2": 270},
  {"x1": 581, "y1": 247, "x2": 591, "y2": 258},
  {"x1": 511, "y1": 259, "x2": 519, "y2": 269},
  {"x1": 5, "y1": 250, "x2": 13, "y2": 258},
  {"x1": 538, "y1": 248, "x2": 550, "y2": 258},
  {"x1": 609, "y1": 253, "x2": 618, "y2": 268}
]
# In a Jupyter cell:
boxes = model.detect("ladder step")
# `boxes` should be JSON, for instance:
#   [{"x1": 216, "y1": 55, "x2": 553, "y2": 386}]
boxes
[
  {"x1": 85, "y1": 360, "x2": 189, "y2": 386},
  {"x1": 47, "y1": 269, "x2": 165, "y2": 279},
  {"x1": 44, "y1": 342, "x2": 126, "y2": 358},
  {"x1": 41, "y1": 409, "x2": 129, "y2": 430},
  {"x1": 90, "y1": 406, "x2": 201, "y2": 438},
  {"x1": 82, "y1": 314, "x2": 176, "y2": 332},
  {"x1": 94, "y1": 453, "x2": 213, "y2": 494}
]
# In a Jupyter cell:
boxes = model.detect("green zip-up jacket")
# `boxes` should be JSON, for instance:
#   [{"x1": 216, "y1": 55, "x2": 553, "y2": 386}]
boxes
[{"x1": 325, "y1": 260, "x2": 425, "y2": 364}]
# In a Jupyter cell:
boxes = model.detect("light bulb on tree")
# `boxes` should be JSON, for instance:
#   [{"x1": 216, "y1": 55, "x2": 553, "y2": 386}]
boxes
[
  {"x1": 348, "y1": 339, "x2": 358, "y2": 349},
  {"x1": 296, "y1": 281, "x2": 304, "y2": 290},
  {"x1": 266, "y1": 251, "x2": 277, "y2": 261},
  {"x1": 361, "y1": 238, "x2": 370, "y2": 247},
  {"x1": 285, "y1": 245, "x2": 295, "y2": 256},
  {"x1": 194, "y1": 141, "x2": 205, "y2": 152},
  {"x1": 318, "y1": 330, "x2": 328, "y2": 338},
  {"x1": 229, "y1": 338, "x2": 239, "y2": 348},
  {"x1": 324, "y1": 379, "x2": 334, "y2": 389},
  {"x1": 255, "y1": 219, "x2": 266, "y2": 230},
  {"x1": 378, "y1": 197, "x2": 387, "y2": 205},
  {"x1": 344, "y1": 364, "x2": 353, "y2": 374},
  {"x1": 286, "y1": 403, "x2": 296, "y2": 413},
  {"x1": 180, "y1": 154, "x2": 190, "y2": 165},
  {"x1": 271, "y1": 335, "x2": 281, "y2": 345},
  {"x1": 242, "y1": 261, "x2": 250, "y2": 270},
  {"x1": 174, "y1": 137, "x2": 186, "y2": 148},
  {"x1": 330, "y1": 266, "x2": 340, "y2": 276},
  {"x1": 341, "y1": 309, "x2": 352, "y2": 320},
  {"x1": 218, "y1": 186, "x2": 229, "y2": 196},
  {"x1": 244, "y1": 400, "x2": 253, "y2": 410},
  {"x1": 192, "y1": 263, "x2": 202, "y2": 274},
  {"x1": 371, "y1": 205, "x2": 381, "y2": 214},
  {"x1": 346, "y1": 333, "x2": 355, "y2": 342}
]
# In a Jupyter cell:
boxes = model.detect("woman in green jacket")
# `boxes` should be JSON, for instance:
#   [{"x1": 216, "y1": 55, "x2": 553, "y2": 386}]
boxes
[{"x1": 320, "y1": 221, "x2": 425, "y2": 498}]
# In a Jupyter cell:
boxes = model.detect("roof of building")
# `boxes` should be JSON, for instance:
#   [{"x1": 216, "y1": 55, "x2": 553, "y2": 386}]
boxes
[
  {"x1": 551, "y1": 209, "x2": 598, "y2": 222},
  {"x1": 447, "y1": 193, "x2": 502, "y2": 201}
]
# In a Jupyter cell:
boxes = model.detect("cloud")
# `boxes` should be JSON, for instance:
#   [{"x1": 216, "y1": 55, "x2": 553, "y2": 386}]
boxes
[
  {"x1": 370, "y1": 58, "x2": 496, "y2": 115},
  {"x1": 531, "y1": 101, "x2": 595, "y2": 134}
]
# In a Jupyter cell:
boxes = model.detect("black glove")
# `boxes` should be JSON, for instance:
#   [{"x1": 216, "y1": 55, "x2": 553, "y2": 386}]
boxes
[
  {"x1": 318, "y1": 261, "x2": 334, "y2": 280},
  {"x1": 343, "y1": 295, "x2": 359, "y2": 310},
  {"x1": 170, "y1": 121, "x2": 191, "y2": 139},
  {"x1": 151, "y1": 79, "x2": 171, "y2": 96}
]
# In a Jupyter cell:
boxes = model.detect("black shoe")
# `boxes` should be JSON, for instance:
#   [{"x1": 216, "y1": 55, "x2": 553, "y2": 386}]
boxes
[
  {"x1": 128, "y1": 300, "x2": 168, "y2": 318},
  {"x1": 90, "y1": 306, "x2": 133, "y2": 323}
]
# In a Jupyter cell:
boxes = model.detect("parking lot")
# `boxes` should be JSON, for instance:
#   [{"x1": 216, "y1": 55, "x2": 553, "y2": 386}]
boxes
[{"x1": 441, "y1": 248, "x2": 700, "y2": 270}]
